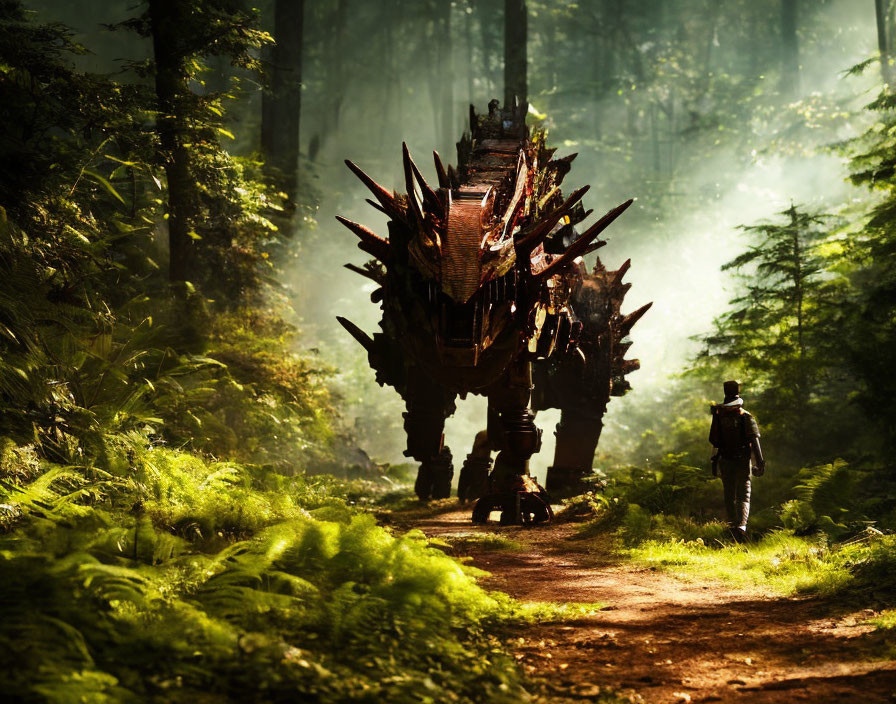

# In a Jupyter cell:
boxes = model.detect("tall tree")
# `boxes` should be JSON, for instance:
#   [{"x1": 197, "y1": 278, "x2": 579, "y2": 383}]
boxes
[
  {"x1": 148, "y1": 0, "x2": 198, "y2": 283},
  {"x1": 436, "y1": 0, "x2": 455, "y2": 154},
  {"x1": 695, "y1": 206, "x2": 848, "y2": 460},
  {"x1": 504, "y1": 0, "x2": 527, "y2": 107},
  {"x1": 875, "y1": 0, "x2": 894, "y2": 89},
  {"x1": 261, "y1": 0, "x2": 305, "y2": 201},
  {"x1": 128, "y1": 0, "x2": 277, "y2": 300},
  {"x1": 475, "y1": 0, "x2": 502, "y2": 100},
  {"x1": 780, "y1": 0, "x2": 799, "y2": 94},
  {"x1": 848, "y1": 79, "x2": 896, "y2": 448}
]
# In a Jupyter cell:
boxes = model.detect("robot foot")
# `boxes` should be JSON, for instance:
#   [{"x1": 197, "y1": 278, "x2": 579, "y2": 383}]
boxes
[
  {"x1": 414, "y1": 447, "x2": 454, "y2": 500},
  {"x1": 470, "y1": 475, "x2": 553, "y2": 525}
]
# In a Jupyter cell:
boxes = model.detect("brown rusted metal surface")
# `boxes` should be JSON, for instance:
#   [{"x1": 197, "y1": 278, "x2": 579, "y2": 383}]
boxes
[{"x1": 337, "y1": 100, "x2": 652, "y2": 519}]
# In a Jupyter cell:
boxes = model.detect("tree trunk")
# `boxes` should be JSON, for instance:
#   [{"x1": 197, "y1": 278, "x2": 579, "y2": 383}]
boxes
[
  {"x1": 312, "y1": 0, "x2": 348, "y2": 156},
  {"x1": 876, "y1": 0, "x2": 893, "y2": 88},
  {"x1": 504, "y1": 0, "x2": 527, "y2": 108},
  {"x1": 780, "y1": 0, "x2": 799, "y2": 95},
  {"x1": 465, "y1": 0, "x2": 474, "y2": 108},
  {"x1": 475, "y1": 0, "x2": 501, "y2": 101},
  {"x1": 261, "y1": 0, "x2": 304, "y2": 201},
  {"x1": 434, "y1": 0, "x2": 455, "y2": 154},
  {"x1": 148, "y1": 0, "x2": 196, "y2": 284}
]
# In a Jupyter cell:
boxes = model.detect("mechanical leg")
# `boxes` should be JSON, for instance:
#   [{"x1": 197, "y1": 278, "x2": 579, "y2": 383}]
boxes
[
  {"x1": 545, "y1": 404, "x2": 607, "y2": 495},
  {"x1": 403, "y1": 366, "x2": 456, "y2": 500},
  {"x1": 457, "y1": 428, "x2": 493, "y2": 503},
  {"x1": 470, "y1": 361, "x2": 553, "y2": 524}
]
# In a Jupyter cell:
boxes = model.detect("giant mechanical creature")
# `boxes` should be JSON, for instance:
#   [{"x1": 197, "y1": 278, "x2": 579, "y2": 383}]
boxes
[{"x1": 336, "y1": 100, "x2": 651, "y2": 524}]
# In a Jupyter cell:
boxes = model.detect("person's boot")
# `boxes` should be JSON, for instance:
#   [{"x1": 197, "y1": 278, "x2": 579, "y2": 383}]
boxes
[{"x1": 729, "y1": 526, "x2": 748, "y2": 544}]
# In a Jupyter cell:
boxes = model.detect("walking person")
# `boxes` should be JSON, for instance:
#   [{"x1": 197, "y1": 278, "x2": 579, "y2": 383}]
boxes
[{"x1": 709, "y1": 380, "x2": 766, "y2": 542}]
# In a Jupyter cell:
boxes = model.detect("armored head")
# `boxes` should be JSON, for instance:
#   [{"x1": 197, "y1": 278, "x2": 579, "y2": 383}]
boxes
[{"x1": 337, "y1": 101, "x2": 633, "y2": 371}]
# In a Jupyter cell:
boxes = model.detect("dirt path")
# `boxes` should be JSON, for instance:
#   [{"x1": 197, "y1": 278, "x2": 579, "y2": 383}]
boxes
[{"x1": 391, "y1": 506, "x2": 896, "y2": 703}]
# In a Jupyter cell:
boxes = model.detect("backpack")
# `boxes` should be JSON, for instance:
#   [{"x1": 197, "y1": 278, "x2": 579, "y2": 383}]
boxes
[{"x1": 716, "y1": 409, "x2": 750, "y2": 459}]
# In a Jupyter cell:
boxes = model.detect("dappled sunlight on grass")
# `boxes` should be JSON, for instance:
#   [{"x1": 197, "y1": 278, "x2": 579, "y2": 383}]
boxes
[
  {"x1": 625, "y1": 530, "x2": 896, "y2": 598},
  {"x1": 436, "y1": 532, "x2": 526, "y2": 555}
]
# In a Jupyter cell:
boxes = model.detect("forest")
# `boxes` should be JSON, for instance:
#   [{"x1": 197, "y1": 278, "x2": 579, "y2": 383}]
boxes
[{"x1": 1, "y1": 0, "x2": 896, "y2": 701}]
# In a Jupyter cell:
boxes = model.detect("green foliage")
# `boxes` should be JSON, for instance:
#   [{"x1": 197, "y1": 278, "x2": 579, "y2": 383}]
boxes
[
  {"x1": 438, "y1": 532, "x2": 525, "y2": 555},
  {"x1": 694, "y1": 205, "x2": 856, "y2": 460},
  {"x1": 0, "y1": 450, "x2": 532, "y2": 703},
  {"x1": 845, "y1": 88, "x2": 896, "y2": 452},
  {"x1": 627, "y1": 530, "x2": 856, "y2": 595},
  {"x1": 603, "y1": 453, "x2": 720, "y2": 521},
  {"x1": 869, "y1": 609, "x2": 896, "y2": 630},
  {"x1": 629, "y1": 531, "x2": 896, "y2": 605},
  {"x1": 0, "y1": 5, "x2": 518, "y2": 700},
  {"x1": 0, "y1": 1, "x2": 339, "y2": 475}
]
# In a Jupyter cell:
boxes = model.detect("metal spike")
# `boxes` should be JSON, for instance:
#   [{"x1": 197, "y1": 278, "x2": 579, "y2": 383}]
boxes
[
  {"x1": 402, "y1": 143, "x2": 425, "y2": 226},
  {"x1": 537, "y1": 199, "x2": 634, "y2": 280},
  {"x1": 336, "y1": 316, "x2": 375, "y2": 353},
  {"x1": 446, "y1": 164, "x2": 460, "y2": 189},
  {"x1": 433, "y1": 151, "x2": 449, "y2": 189},
  {"x1": 582, "y1": 240, "x2": 608, "y2": 257},
  {"x1": 344, "y1": 263, "x2": 384, "y2": 285},
  {"x1": 335, "y1": 216, "x2": 391, "y2": 262},
  {"x1": 612, "y1": 259, "x2": 632, "y2": 287},
  {"x1": 618, "y1": 358, "x2": 642, "y2": 375},
  {"x1": 619, "y1": 302, "x2": 653, "y2": 334},
  {"x1": 516, "y1": 186, "x2": 590, "y2": 251},
  {"x1": 344, "y1": 160, "x2": 401, "y2": 218},
  {"x1": 365, "y1": 198, "x2": 389, "y2": 216},
  {"x1": 403, "y1": 143, "x2": 442, "y2": 216}
]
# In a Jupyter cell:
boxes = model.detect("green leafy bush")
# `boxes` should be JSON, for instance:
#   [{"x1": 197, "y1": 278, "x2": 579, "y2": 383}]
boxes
[{"x1": 0, "y1": 450, "x2": 530, "y2": 703}]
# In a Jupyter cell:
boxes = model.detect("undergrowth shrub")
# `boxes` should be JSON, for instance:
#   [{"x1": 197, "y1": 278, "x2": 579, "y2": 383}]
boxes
[
  {"x1": 0, "y1": 448, "x2": 532, "y2": 703},
  {"x1": 600, "y1": 454, "x2": 721, "y2": 522}
]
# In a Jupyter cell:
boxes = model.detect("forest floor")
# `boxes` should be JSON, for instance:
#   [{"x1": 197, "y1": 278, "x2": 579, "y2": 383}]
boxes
[{"x1": 384, "y1": 505, "x2": 896, "y2": 703}]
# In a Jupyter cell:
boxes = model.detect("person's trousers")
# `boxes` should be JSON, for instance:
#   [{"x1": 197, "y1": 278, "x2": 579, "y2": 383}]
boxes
[{"x1": 719, "y1": 457, "x2": 751, "y2": 528}]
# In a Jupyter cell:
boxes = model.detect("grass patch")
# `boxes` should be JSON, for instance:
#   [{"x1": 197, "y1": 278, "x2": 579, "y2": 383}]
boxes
[
  {"x1": 627, "y1": 530, "x2": 853, "y2": 595},
  {"x1": 439, "y1": 532, "x2": 526, "y2": 555},
  {"x1": 625, "y1": 529, "x2": 896, "y2": 600},
  {"x1": 869, "y1": 609, "x2": 896, "y2": 630},
  {"x1": 498, "y1": 599, "x2": 606, "y2": 624}
]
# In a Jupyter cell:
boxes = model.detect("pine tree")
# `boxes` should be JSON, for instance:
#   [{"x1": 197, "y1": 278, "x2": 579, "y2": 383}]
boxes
[
  {"x1": 847, "y1": 84, "x2": 896, "y2": 449},
  {"x1": 696, "y1": 205, "x2": 852, "y2": 459}
]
